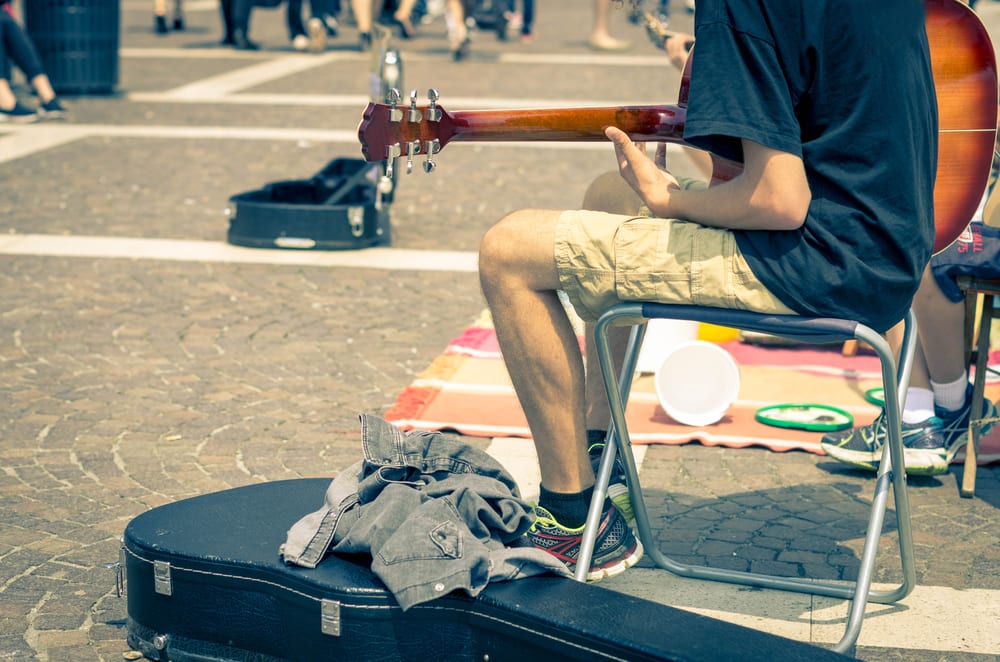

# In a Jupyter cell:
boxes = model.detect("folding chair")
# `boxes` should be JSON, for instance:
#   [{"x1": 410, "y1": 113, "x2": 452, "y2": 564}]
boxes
[
  {"x1": 957, "y1": 275, "x2": 1000, "y2": 498},
  {"x1": 578, "y1": 303, "x2": 918, "y2": 655}
]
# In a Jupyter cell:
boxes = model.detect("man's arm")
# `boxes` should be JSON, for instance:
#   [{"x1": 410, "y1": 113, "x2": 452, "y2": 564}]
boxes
[{"x1": 606, "y1": 127, "x2": 811, "y2": 231}]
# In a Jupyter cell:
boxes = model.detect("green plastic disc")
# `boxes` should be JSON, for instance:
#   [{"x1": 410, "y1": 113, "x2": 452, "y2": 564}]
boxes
[
  {"x1": 864, "y1": 387, "x2": 885, "y2": 406},
  {"x1": 755, "y1": 403, "x2": 854, "y2": 432}
]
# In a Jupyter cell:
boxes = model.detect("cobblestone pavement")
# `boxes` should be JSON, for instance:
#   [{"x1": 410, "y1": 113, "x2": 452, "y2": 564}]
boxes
[{"x1": 1, "y1": 0, "x2": 998, "y2": 660}]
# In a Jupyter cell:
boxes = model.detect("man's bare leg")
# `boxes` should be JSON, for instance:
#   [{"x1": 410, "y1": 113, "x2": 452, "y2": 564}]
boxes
[
  {"x1": 913, "y1": 267, "x2": 967, "y2": 385},
  {"x1": 481, "y1": 207, "x2": 643, "y2": 579},
  {"x1": 580, "y1": 171, "x2": 643, "y2": 433},
  {"x1": 479, "y1": 209, "x2": 593, "y2": 493}
]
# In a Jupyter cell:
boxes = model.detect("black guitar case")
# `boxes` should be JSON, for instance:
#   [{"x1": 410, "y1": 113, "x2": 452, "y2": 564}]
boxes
[
  {"x1": 122, "y1": 478, "x2": 852, "y2": 662},
  {"x1": 226, "y1": 159, "x2": 392, "y2": 251}
]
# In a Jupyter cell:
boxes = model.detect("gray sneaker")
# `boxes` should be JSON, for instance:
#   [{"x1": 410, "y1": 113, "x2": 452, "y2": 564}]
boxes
[
  {"x1": 527, "y1": 502, "x2": 643, "y2": 581},
  {"x1": 821, "y1": 395, "x2": 997, "y2": 476}
]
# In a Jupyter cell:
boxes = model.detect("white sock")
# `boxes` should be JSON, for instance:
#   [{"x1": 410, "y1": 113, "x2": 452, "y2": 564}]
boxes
[
  {"x1": 930, "y1": 373, "x2": 969, "y2": 415},
  {"x1": 902, "y1": 387, "x2": 935, "y2": 425}
]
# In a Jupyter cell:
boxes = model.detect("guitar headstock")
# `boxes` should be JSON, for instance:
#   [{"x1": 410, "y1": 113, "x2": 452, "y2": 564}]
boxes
[{"x1": 358, "y1": 88, "x2": 458, "y2": 176}]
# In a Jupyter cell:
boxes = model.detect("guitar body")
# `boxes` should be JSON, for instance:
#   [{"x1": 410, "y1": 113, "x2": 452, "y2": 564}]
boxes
[
  {"x1": 926, "y1": 0, "x2": 998, "y2": 252},
  {"x1": 358, "y1": 0, "x2": 997, "y2": 254}
]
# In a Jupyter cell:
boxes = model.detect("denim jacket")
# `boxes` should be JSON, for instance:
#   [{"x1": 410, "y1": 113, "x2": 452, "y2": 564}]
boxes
[{"x1": 280, "y1": 414, "x2": 570, "y2": 610}]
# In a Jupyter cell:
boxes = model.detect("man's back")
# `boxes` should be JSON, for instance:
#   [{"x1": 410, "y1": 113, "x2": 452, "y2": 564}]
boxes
[{"x1": 685, "y1": 0, "x2": 938, "y2": 332}]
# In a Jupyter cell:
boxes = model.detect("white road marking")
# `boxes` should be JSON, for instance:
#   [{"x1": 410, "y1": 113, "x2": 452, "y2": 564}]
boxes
[{"x1": 0, "y1": 234, "x2": 479, "y2": 272}]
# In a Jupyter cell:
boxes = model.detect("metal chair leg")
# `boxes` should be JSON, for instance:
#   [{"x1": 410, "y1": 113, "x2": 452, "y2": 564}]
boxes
[{"x1": 577, "y1": 305, "x2": 918, "y2": 654}]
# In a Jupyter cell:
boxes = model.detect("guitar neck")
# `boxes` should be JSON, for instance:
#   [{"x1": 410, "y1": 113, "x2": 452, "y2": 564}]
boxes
[
  {"x1": 443, "y1": 105, "x2": 688, "y2": 144},
  {"x1": 357, "y1": 100, "x2": 741, "y2": 183}
]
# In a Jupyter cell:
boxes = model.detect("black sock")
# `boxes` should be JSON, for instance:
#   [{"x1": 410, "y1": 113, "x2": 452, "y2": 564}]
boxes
[
  {"x1": 586, "y1": 428, "x2": 607, "y2": 448},
  {"x1": 539, "y1": 485, "x2": 595, "y2": 529}
]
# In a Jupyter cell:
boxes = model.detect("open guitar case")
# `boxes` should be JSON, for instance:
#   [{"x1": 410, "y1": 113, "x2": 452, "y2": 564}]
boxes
[
  {"x1": 226, "y1": 159, "x2": 393, "y2": 251},
  {"x1": 121, "y1": 478, "x2": 852, "y2": 662}
]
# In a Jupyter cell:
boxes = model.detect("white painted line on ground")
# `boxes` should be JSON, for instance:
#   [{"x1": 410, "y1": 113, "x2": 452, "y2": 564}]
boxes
[
  {"x1": 0, "y1": 124, "x2": 96, "y2": 164},
  {"x1": 0, "y1": 234, "x2": 479, "y2": 272},
  {"x1": 0, "y1": 125, "x2": 357, "y2": 164},
  {"x1": 119, "y1": 47, "x2": 669, "y2": 69},
  {"x1": 127, "y1": 90, "x2": 663, "y2": 109},
  {"x1": 2, "y1": 123, "x2": 358, "y2": 143},
  {"x1": 127, "y1": 90, "x2": 374, "y2": 106},
  {"x1": 120, "y1": 47, "x2": 299, "y2": 60},
  {"x1": 0, "y1": 122, "x2": 658, "y2": 164},
  {"x1": 121, "y1": 43, "x2": 668, "y2": 108},
  {"x1": 157, "y1": 53, "x2": 346, "y2": 99}
]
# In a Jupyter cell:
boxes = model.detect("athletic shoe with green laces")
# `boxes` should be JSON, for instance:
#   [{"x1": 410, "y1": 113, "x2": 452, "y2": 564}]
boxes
[
  {"x1": 526, "y1": 502, "x2": 643, "y2": 581},
  {"x1": 821, "y1": 394, "x2": 997, "y2": 476},
  {"x1": 588, "y1": 439, "x2": 634, "y2": 524}
]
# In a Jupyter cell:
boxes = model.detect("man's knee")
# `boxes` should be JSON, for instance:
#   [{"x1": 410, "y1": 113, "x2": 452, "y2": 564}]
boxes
[
  {"x1": 480, "y1": 210, "x2": 530, "y2": 288},
  {"x1": 480, "y1": 209, "x2": 561, "y2": 293},
  {"x1": 582, "y1": 171, "x2": 641, "y2": 215}
]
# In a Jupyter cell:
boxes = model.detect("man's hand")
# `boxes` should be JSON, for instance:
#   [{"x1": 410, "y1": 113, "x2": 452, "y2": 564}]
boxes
[{"x1": 606, "y1": 126, "x2": 679, "y2": 217}]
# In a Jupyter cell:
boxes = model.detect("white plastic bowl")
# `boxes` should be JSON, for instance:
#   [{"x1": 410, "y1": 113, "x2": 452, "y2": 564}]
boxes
[
  {"x1": 654, "y1": 340, "x2": 740, "y2": 426},
  {"x1": 636, "y1": 319, "x2": 700, "y2": 373}
]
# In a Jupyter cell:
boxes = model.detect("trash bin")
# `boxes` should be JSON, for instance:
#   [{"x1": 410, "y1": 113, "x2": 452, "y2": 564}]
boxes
[{"x1": 24, "y1": 0, "x2": 120, "y2": 95}]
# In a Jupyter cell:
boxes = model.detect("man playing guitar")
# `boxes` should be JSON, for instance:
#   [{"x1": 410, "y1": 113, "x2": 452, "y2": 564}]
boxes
[{"x1": 477, "y1": 0, "x2": 942, "y2": 579}]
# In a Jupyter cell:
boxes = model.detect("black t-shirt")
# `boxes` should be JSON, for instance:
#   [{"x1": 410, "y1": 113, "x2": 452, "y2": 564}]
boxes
[{"x1": 683, "y1": 0, "x2": 937, "y2": 333}]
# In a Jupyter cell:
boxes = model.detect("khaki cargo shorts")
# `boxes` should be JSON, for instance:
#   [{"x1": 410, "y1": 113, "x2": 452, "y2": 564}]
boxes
[{"x1": 554, "y1": 209, "x2": 795, "y2": 322}]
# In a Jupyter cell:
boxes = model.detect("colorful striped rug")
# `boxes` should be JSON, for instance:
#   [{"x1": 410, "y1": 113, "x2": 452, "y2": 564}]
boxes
[{"x1": 386, "y1": 312, "x2": 1000, "y2": 464}]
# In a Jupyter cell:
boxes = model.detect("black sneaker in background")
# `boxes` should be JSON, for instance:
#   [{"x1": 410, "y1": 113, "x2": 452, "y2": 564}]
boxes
[
  {"x1": 0, "y1": 102, "x2": 38, "y2": 123},
  {"x1": 39, "y1": 98, "x2": 66, "y2": 121}
]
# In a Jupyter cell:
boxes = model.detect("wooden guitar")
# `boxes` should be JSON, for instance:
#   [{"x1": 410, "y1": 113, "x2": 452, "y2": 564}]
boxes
[{"x1": 358, "y1": 0, "x2": 997, "y2": 253}]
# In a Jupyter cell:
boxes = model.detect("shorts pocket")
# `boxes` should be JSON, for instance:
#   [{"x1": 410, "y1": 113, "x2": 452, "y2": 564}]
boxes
[{"x1": 615, "y1": 217, "x2": 691, "y2": 302}]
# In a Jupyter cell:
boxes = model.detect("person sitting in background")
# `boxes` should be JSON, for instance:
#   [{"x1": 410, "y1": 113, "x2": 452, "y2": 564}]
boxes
[
  {"x1": 822, "y1": 218, "x2": 1000, "y2": 475},
  {"x1": 0, "y1": 0, "x2": 65, "y2": 122}
]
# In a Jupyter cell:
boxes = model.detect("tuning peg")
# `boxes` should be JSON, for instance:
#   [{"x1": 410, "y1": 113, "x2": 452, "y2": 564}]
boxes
[
  {"x1": 423, "y1": 138, "x2": 440, "y2": 173},
  {"x1": 385, "y1": 88, "x2": 402, "y2": 123},
  {"x1": 426, "y1": 88, "x2": 442, "y2": 122},
  {"x1": 408, "y1": 90, "x2": 423, "y2": 123},
  {"x1": 384, "y1": 142, "x2": 401, "y2": 178},
  {"x1": 405, "y1": 140, "x2": 420, "y2": 174}
]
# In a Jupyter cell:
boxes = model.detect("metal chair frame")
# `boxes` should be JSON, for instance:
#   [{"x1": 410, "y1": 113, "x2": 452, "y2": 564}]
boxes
[{"x1": 577, "y1": 303, "x2": 918, "y2": 655}]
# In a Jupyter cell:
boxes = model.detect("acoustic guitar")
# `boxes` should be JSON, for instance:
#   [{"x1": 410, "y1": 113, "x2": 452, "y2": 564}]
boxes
[{"x1": 358, "y1": 0, "x2": 997, "y2": 254}]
